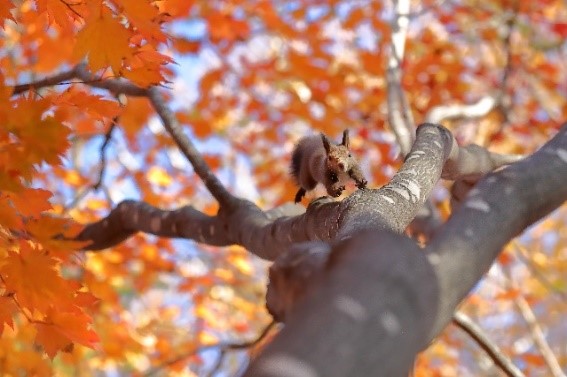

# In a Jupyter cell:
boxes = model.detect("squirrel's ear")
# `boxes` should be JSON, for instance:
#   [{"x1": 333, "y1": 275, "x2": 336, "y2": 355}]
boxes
[
  {"x1": 321, "y1": 133, "x2": 331, "y2": 153},
  {"x1": 341, "y1": 129, "x2": 350, "y2": 148}
]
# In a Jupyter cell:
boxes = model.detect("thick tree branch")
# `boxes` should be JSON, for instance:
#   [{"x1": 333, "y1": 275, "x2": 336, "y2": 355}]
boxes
[
  {"x1": 75, "y1": 200, "x2": 229, "y2": 250},
  {"x1": 427, "y1": 123, "x2": 567, "y2": 337},
  {"x1": 244, "y1": 124, "x2": 567, "y2": 376},
  {"x1": 77, "y1": 124, "x2": 520, "y2": 262},
  {"x1": 453, "y1": 312, "x2": 525, "y2": 377}
]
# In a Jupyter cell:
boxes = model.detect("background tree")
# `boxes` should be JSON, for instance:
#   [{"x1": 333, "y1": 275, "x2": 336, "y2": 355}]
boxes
[{"x1": 1, "y1": 0, "x2": 567, "y2": 376}]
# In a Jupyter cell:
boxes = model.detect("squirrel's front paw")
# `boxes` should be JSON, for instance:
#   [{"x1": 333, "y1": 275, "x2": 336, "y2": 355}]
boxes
[
  {"x1": 329, "y1": 186, "x2": 345, "y2": 197},
  {"x1": 356, "y1": 178, "x2": 367, "y2": 189}
]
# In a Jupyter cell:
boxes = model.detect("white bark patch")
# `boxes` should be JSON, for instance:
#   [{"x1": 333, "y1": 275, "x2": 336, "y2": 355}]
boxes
[
  {"x1": 433, "y1": 140, "x2": 442, "y2": 148},
  {"x1": 405, "y1": 151, "x2": 425, "y2": 161},
  {"x1": 486, "y1": 176, "x2": 497, "y2": 184},
  {"x1": 465, "y1": 228, "x2": 474, "y2": 237},
  {"x1": 150, "y1": 217, "x2": 161, "y2": 232},
  {"x1": 379, "y1": 195, "x2": 395, "y2": 204},
  {"x1": 334, "y1": 295, "x2": 368, "y2": 321},
  {"x1": 466, "y1": 199, "x2": 491, "y2": 212},
  {"x1": 388, "y1": 186, "x2": 410, "y2": 200},
  {"x1": 556, "y1": 148, "x2": 567, "y2": 163},
  {"x1": 257, "y1": 355, "x2": 318, "y2": 377},
  {"x1": 403, "y1": 168, "x2": 417, "y2": 176},
  {"x1": 406, "y1": 180, "x2": 421, "y2": 201},
  {"x1": 381, "y1": 311, "x2": 401, "y2": 335},
  {"x1": 504, "y1": 185, "x2": 514, "y2": 195}
]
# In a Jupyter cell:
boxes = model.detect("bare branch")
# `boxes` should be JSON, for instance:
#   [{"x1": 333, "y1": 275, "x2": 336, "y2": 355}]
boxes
[
  {"x1": 513, "y1": 296, "x2": 565, "y2": 377},
  {"x1": 427, "y1": 124, "x2": 567, "y2": 338},
  {"x1": 147, "y1": 87, "x2": 237, "y2": 207},
  {"x1": 453, "y1": 312, "x2": 525, "y2": 377},
  {"x1": 425, "y1": 96, "x2": 498, "y2": 124},
  {"x1": 12, "y1": 66, "x2": 79, "y2": 95},
  {"x1": 74, "y1": 64, "x2": 148, "y2": 96},
  {"x1": 387, "y1": 0, "x2": 415, "y2": 157}
]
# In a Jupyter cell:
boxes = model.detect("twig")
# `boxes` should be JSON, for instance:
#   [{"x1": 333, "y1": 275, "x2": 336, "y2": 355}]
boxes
[
  {"x1": 453, "y1": 312, "x2": 525, "y2": 377},
  {"x1": 144, "y1": 321, "x2": 276, "y2": 376},
  {"x1": 502, "y1": 266, "x2": 566, "y2": 377},
  {"x1": 12, "y1": 63, "x2": 148, "y2": 97},
  {"x1": 12, "y1": 67, "x2": 79, "y2": 95},
  {"x1": 93, "y1": 117, "x2": 117, "y2": 190},
  {"x1": 514, "y1": 296, "x2": 566, "y2": 377}
]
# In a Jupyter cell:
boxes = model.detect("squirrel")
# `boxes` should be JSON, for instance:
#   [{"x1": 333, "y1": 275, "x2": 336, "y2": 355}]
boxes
[{"x1": 290, "y1": 129, "x2": 367, "y2": 203}]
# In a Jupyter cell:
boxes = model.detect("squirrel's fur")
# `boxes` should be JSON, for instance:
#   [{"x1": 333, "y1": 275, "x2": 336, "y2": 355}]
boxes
[{"x1": 290, "y1": 130, "x2": 367, "y2": 203}]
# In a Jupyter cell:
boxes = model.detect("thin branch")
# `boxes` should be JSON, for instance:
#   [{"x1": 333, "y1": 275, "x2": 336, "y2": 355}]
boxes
[
  {"x1": 147, "y1": 87, "x2": 236, "y2": 207},
  {"x1": 12, "y1": 66, "x2": 79, "y2": 95},
  {"x1": 501, "y1": 262, "x2": 566, "y2": 377},
  {"x1": 386, "y1": 0, "x2": 415, "y2": 157},
  {"x1": 75, "y1": 64, "x2": 148, "y2": 96},
  {"x1": 144, "y1": 321, "x2": 276, "y2": 377},
  {"x1": 514, "y1": 295, "x2": 566, "y2": 377},
  {"x1": 93, "y1": 119, "x2": 117, "y2": 190},
  {"x1": 12, "y1": 64, "x2": 148, "y2": 97},
  {"x1": 453, "y1": 312, "x2": 525, "y2": 377}
]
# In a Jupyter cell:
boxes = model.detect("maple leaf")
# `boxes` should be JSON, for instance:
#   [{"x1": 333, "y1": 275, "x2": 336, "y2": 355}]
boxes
[
  {"x1": 0, "y1": 0, "x2": 14, "y2": 26},
  {"x1": 36, "y1": 0, "x2": 82, "y2": 33},
  {"x1": 35, "y1": 308, "x2": 99, "y2": 358},
  {"x1": 73, "y1": 3, "x2": 133, "y2": 73},
  {"x1": 0, "y1": 243, "x2": 75, "y2": 312},
  {"x1": 112, "y1": 0, "x2": 167, "y2": 43},
  {"x1": 0, "y1": 295, "x2": 18, "y2": 335},
  {"x1": 54, "y1": 88, "x2": 122, "y2": 122},
  {"x1": 6, "y1": 188, "x2": 52, "y2": 218}
]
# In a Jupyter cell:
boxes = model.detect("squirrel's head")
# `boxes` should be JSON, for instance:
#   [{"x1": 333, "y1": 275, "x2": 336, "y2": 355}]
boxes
[{"x1": 321, "y1": 130, "x2": 351, "y2": 172}]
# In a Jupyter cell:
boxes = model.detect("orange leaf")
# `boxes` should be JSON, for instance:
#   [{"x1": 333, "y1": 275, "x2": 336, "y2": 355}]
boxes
[
  {"x1": 114, "y1": 0, "x2": 166, "y2": 42},
  {"x1": 0, "y1": 295, "x2": 18, "y2": 335},
  {"x1": 7, "y1": 188, "x2": 52, "y2": 218},
  {"x1": 35, "y1": 309, "x2": 99, "y2": 358},
  {"x1": 0, "y1": 243, "x2": 75, "y2": 312},
  {"x1": 174, "y1": 38, "x2": 202, "y2": 54},
  {"x1": 0, "y1": 0, "x2": 14, "y2": 25},
  {"x1": 73, "y1": 3, "x2": 133, "y2": 72},
  {"x1": 522, "y1": 353, "x2": 546, "y2": 366}
]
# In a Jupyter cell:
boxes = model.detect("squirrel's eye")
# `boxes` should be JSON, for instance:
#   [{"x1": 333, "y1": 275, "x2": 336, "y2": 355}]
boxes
[
  {"x1": 329, "y1": 173, "x2": 338, "y2": 182},
  {"x1": 348, "y1": 153, "x2": 352, "y2": 157}
]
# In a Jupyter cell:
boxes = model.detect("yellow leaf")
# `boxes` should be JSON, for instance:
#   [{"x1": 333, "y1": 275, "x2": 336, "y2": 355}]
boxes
[{"x1": 147, "y1": 166, "x2": 172, "y2": 187}]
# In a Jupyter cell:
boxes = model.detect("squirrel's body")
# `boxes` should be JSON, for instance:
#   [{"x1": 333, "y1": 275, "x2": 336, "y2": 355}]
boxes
[{"x1": 290, "y1": 130, "x2": 367, "y2": 203}]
